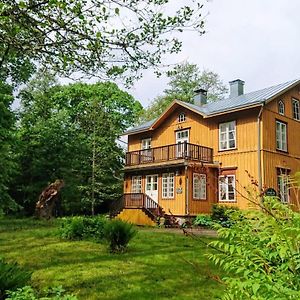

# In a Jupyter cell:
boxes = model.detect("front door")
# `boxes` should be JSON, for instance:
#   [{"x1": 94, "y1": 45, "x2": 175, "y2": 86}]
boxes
[
  {"x1": 145, "y1": 175, "x2": 158, "y2": 203},
  {"x1": 176, "y1": 129, "x2": 189, "y2": 157}
]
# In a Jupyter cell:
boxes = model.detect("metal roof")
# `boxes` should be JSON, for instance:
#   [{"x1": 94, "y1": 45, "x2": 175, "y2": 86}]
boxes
[
  {"x1": 124, "y1": 79, "x2": 300, "y2": 135},
  {"x1": 181, "y1": 78, "x2": 300, "y2": 116},
  {"x1": 123, "y1": 118, "x2": 156, "y2": 135}
]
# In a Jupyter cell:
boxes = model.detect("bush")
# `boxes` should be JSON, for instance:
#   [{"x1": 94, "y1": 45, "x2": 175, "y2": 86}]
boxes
[
  {"x1": 103, "y1": 219, "x2": 137, "y2": 253},
  {"x1": 60, "y1": 216, "x2": 107, "y2": 241},
  {"x1": 193, "y1": 214, "x2": 213, "y2": 228},
  {"x1": 211, "y1": 204, "x2": 239, "y2": 228},
  {"x1": 0, "y1": 259, "x2": 32, "y2": 299},
  {"x1": 208, "y1": 197, "x2": 300, "y2": 299},
  {"x1": 7, "y1": 286, "x2": 77, "y2": 300}
]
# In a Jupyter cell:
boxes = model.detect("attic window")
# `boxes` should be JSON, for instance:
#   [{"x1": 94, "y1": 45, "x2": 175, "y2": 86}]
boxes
[
  {"x1": 278, "y1": 100, "x2": 285, "y2": 115},
  {"x1": 178, "y1": 113, "x2": 186, "y2": 123}
]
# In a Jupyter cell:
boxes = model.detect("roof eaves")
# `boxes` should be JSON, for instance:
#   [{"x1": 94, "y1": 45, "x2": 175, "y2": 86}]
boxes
[
  {"x1": 204, "y1": 102, "x2": 265, "y2": 118},
  {"x1": 264, "y1": 79, "x2": 300, "y2": 105}
]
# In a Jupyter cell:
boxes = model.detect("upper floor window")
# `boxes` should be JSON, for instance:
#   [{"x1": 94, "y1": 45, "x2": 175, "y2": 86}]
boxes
[
  {"x1": 219, "y1": 175, "x2": 236, "y2": 202},
  {"x1": 292, "y1": 98, "x2": 300, "y2": 120},
  {"x1": 178, "y1": 113, "x2": 186, "y2": 123},
  {"x1": 219, "y1": 121, "x2": 236, "y2": 150},
  {"x1": 278, "y1": 100, "x2": 285, "y2": 115},
  {"x1": 276, "y1": 121, "x2": 287, "y2": 152},
  {"x1": 141, "y1": 138, "x2": 151, "y2": 150},
  {"x1": 193, "y1": 173, "x2": 206, "y2": 200}
]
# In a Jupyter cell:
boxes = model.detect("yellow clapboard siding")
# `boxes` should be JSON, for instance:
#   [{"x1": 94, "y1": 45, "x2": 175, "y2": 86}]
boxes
[{"x1": 117, "y1": 208, "x2": 156, "y2": 226}]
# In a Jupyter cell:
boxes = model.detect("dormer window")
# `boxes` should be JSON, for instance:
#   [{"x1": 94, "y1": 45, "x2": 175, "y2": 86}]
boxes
[
  {"x1": 278, "y1": 100, "x2": 285, "y2": 115},
  {"x1": 178, "y1": 113, "x2": 186, "y2": 123}
]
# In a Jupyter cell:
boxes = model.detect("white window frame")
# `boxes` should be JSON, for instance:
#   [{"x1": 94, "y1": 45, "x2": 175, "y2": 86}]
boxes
[
  {"x1": 178, "y1": 112, "x2": 186, "y2": 123},
  {"x1": 219, "y1": 175, "x2": 236, "y2": 202},
  {"x1": 219, "y1": 121, "x2": 236, "y2": 151},
  {"x1": 276, "y1": 121, "x2": 287, "y2": 152},
  {"x1": 141, "y1": 138, "x2": 151, "y2": 150},
  {"x1": 162, "y1": 173, "x2": 174, "y2": 199},
  {"x1": 176, "y1": 129, "x2": 189, "y2": 141},
  {"x1": 193, "y1": 173, "x2": 206, "y2": 200},
  {"x1": 278, "y1": 174, "x2": 289, "y2": 203},
  {"x1": 131, "y1": 176, "x2": 142, "y2": 193},
  {"x1": 278, "y1": 100, "x2": 285, "y2": 115},
  {"x1": 292, "y1": 98, "x2": 300, "y2": 121}
]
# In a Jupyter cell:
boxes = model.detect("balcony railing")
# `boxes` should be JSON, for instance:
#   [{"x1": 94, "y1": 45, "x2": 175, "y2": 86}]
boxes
[{"x1": 125, "y1": 142, "x2": 213, "y2": 166}]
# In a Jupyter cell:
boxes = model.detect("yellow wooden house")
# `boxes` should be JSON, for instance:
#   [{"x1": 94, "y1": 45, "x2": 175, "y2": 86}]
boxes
[{"x1": 113, "y1": 79, "x2": 300, "y2": 225}]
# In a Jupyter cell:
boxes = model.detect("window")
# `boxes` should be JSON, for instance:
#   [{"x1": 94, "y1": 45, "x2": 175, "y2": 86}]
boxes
[
  {"x1": 219, "y1": 175, "x2": 235, "y2": 202},
  {"x1": 141, "y1": 138, "x2": 151, "y2": 150},
  {"x1": 141, "y1": 138, "x2": 152, "y2": 162},
  {"x1": 176, "y1": 129, "x2": 189, "y2": 140},
  {"x1": 162, "y1": 173, "x2": 174, "y2": 198},
  {"x1": 178, "y1": 113, "x2": 186, "y2": 123},
  {"x1": 193, "y1": 173, "x2": 206, "y2": 200},
  {"x1": 276, "y1": 121, "x2": 287, "y2": 151},
  {"x1": 277, "y1": 170, "x2": 289, "y2": 203},
  {"x1": 131, "y1": 176, "x2": 142, "y2": 193},
  {"x1": 292, "y1": 98, "x2": 300, "y2": 120},
  {"x1": 278, "y1": 100, "x2": 285, "y2": 115},
  {"x1": 219, "y1": 121, "x2": 236, "y2": 150}
]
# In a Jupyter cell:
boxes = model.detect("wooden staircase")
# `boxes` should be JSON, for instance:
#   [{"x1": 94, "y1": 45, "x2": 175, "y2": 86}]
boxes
[{"x1": 110, "y1": 193, "x2": 165, "y2": 225}]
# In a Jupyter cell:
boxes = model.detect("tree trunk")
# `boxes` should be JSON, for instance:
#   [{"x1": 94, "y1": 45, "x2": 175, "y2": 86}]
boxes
[{"x1": 35, "y1": 180, "x2": 64, "y2": 219}]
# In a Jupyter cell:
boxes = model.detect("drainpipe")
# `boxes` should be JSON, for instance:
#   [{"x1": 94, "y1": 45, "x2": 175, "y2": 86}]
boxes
[
  {"x1": 185, "y1": 164, "x2": 189, "y2": 215},
  {"x1": 257, "y1": 104, "x2": 264, "y2": 201}
]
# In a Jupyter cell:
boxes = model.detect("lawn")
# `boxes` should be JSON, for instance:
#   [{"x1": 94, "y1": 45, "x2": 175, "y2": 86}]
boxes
[{"x1": 0, "y1": 218, "x2": 225, "y2": 300}]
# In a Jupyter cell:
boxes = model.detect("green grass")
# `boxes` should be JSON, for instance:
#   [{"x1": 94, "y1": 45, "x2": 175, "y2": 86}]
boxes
[{"x1": 0, "y1": 217, "x2": 225, "y2": 300}]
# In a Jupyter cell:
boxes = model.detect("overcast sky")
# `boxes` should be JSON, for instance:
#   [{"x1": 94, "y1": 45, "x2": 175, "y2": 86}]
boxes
[{"x1": 129, "y1": 0, "x2": 300, "y2": 108}]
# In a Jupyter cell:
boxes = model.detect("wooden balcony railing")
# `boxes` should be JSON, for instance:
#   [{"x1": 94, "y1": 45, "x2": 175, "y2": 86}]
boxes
[{"x1": 125, "y1": 142, "x2": 213, "y2": 166}]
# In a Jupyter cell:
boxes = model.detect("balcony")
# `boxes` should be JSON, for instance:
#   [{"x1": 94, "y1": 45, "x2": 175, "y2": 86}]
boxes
[{"x1": 125, "y1": 142, "x2": 213, "y2": 166}]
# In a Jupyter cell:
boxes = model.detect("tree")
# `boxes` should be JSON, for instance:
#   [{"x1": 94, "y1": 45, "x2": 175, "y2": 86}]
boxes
[
  {"x1": 165, "y1": 63, "x2": 228, "y2": 102},
  {"x1": 0, "y1": 1, "x2": 205, "y2": 84},
  {"x1": 15, "y1": 74, "x2": 142, "y2": 215},
  {"x1": 140, "y1": 62, "x2": 228, "y2": 121},
  {"x1": 0, "y1": 81, "x2": 18, "y2": 213}
]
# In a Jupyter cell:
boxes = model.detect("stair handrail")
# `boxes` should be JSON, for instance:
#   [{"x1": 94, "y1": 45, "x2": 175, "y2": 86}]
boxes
[
  {"x1": 109, "y1": 195, "x2": 124, "y2": 217},
  {"x1": 143, "y1": 194, "x2": 164, "y2": 219}
]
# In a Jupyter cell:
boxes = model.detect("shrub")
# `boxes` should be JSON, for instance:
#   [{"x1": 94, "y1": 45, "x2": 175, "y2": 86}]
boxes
[
  {"x1": 0, "y1": 259, "x2": 32, "y2": 299},
  {"x1": 103, "y1": 219, "x2": 137, "y2": 253},
  {"x1": 208, "y1": 197, "x2": 300, "y2": 299},
  {"x1": 7, "y1": 286, "x2": 77, "y2": 300},
  {"x1": 193, "y1": 214, "x2": 213, "y2": 228},
  {"x1": 60, "y1": 216, "x2": 107, "y2": 241},
  {"x1": 211, "y1": 204, "x2": 239, "y2": 228}
]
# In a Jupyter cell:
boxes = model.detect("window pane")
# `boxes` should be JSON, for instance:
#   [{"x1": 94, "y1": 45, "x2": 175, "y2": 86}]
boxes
[{"x1": 229, "y1": 140, "x2": 235, "y2": 148}]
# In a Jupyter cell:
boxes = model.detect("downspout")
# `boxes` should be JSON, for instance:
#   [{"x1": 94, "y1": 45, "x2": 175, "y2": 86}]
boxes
[
  {"x1": 185, "y1": 164, "x2": 189, "y2": 215},
  {"x1": 257, "y1": 103, "x2": 264, "y2": 201}
]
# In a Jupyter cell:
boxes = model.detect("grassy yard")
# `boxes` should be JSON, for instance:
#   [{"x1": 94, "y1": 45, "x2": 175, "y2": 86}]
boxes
[{"x1": 0, "y1": 218, "x2": 225, "y2": 300}]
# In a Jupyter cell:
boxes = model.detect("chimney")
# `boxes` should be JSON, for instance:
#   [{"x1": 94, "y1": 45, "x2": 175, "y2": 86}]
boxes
[
  {"x1": 229, "y1": 79, "x2": 245, "y2": 98},
  {"x1": 194, "y1": 88, "x2": 207, "y2": 106}
]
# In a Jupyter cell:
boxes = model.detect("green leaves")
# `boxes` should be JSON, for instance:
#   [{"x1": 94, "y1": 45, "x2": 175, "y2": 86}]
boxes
[
  {"x1": 139, "y1": 63, "x2": 228, "y2": 122},
  {"x1": 15, "y1": 74, "x2": 142, "y2": 215},
  {"x1": 0, "y1": 0, "x2": 205, "y2": 84},
  {"x1": 208, "y1": 196, "x2": 300, "y2": 299}
]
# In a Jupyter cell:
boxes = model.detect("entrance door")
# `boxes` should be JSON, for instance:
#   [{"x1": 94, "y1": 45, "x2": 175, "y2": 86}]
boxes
[
  {"x1": 145, "y1": 175, "x2": 158, "y2": 203},
  {"x1": 176, "y1": 129, "x2": 189, "y2": 158}
]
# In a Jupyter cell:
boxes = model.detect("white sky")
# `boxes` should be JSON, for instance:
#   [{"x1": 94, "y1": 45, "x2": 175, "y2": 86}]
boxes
[{"x1": 129, "y1": 0, "x2": 300, "y2": 108}]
